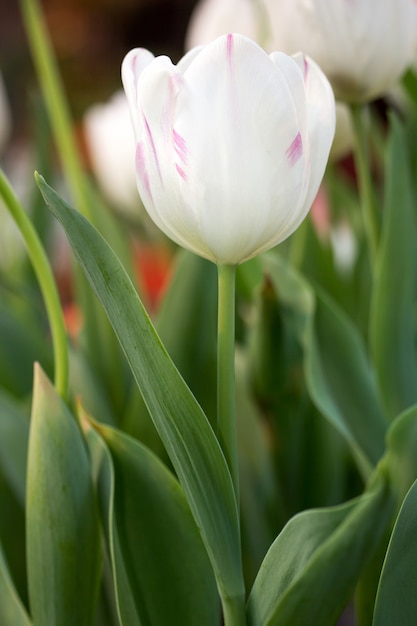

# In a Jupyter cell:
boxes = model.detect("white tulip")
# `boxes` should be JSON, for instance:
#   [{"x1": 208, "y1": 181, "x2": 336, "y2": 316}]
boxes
[
  {"x1": 122, "y1": 34, "x2": 335, "y2": 265},
  {"x1": 262, "y1": 0, "x2": 415, "y2": 103}
]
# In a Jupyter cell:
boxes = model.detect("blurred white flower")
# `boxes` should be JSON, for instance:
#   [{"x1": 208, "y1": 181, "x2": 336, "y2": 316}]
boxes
[
  {"x1": 330, "y1": 221, "x2": 358, "y2": 275},
  {"x1": 83, "y1": 90, "x2": 142, "y2": 217},
  {"x1": 122, "y1": 34, "x2": 335, "y2": 265},
  {"x1": 262, "y1": 0, "x2": 415, "y2": 103},
  {"x1": 185, "y1": 0, "x2": 264, "y2": 50}
]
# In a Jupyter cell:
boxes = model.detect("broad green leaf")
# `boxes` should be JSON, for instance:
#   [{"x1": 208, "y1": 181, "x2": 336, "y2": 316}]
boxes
[
  {"x1": 0, "y1": 541, "x2": 32, "y2": 626},
  {"x1": 260, "y1": 253, "x2": 387, "y2": 477},
  {"x1": 370, "y1": 115, "x2": 417, "y2": 418},
  {"x1": 0, "y1": 390, "x2": 29, "y2": 505},
  {"x1": 247, "y1": 471, "x2": 395, "y2": 626},
  {"x1": 26, "y1": 365, "x2": 101, "y2": 626},
  {"x1": 84, "y1": 417, "x2": 219, "y2": 626},
  {"x1": 156, "y1": 250, "x2": 218, "y2": 426},
  {"x1": 372, "y1": 478, "x2": 417, "y2": 625},
  {"x1": 36, "y1": 175, "x2": 245, "y2": 609}
]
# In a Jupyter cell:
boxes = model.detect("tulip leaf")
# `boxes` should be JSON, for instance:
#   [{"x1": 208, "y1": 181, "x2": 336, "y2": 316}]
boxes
[
  {"x1": 84, "y1": 417, "x2": 219, "y2": 626},
  {"x1": 26, "y1": 365, "x2": 101, "y2": 626},
  {"x1": 247, "y1": 471, "x2": 395, "y2": 626},
  {"x1": 370, "y1": 114, "x2": 417, "y2": 418},
  {"x1": 0, "y1": 390, "x2": 29, "y2": 506},
  {"x1": 372, "y1": 477, "x2": 417, "y2": 625},
  {"x1": 261, "y1": 253, "x2": 387, "y2": 477},
  {"x1": 36, "y1": 175, "x2": 245, "y2": 607},
  {"x1": 156, "y1": 249, "x2": 218, "y2": 426}
]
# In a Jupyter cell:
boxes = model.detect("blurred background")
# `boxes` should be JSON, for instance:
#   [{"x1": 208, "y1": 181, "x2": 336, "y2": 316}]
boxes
[
  {"x1": 0, "y1": 0, "x2": 199, "y2": 133},
  {"x1": 0, "y1": 0, "x2": 200, "y2": 142}
]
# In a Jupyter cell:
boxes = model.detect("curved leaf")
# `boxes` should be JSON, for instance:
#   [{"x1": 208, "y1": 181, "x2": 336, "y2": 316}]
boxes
[
  {"x1": 36, "y1": 175, "x2": 245, "y2": 609},
  {"x1": 247, "y1": 472, "x2": 395, "y2": 626},
  {"x1": 260, "y1": 253, "x2": 387, "y2": 477},
  {"x1": 84, "y1": 417, "x2": 219, "y2": 626},
  {"x1": 26, "y1": 365, "x2": 101, "y2": 626},
  {"x1": 372, "y1": 478, "x2": 417, "y2": 625}
]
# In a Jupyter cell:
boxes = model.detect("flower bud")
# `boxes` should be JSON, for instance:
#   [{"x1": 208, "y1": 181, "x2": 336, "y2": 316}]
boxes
[{"x1": 122, "y1": 34, "x2": 335, "y2": 265}]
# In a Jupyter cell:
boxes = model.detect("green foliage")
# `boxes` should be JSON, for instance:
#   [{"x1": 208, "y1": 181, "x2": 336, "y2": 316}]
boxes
[
  {"x1": 26, "y1": 366, "x2": 101, "y2": 626},
  {"x1": 85, "y1": 418, "x2": 219, "y2": 626},
  {"x1": 36, "y1": 175, "x2": 245, "y2": 613}
]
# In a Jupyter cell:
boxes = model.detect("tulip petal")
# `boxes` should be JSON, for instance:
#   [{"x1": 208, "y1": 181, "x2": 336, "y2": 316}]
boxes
[{"x1": 121, "y1": 48, "x2": 155, "y2": 138}]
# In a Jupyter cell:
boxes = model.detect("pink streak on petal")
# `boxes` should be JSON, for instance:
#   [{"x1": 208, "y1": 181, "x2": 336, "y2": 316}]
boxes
[
  {"x1": 286, "y1": 132, "x2": 303, "y2": 166},
  {"x1": 143, "y1": 114, "x2": 163, "y2": 183},
  {"x1": 136, "y1": 141, "x2": 152, "y2": 199},
  {"x1": 303, "y1": 56, "x2": 309, "y2": 82},
  {"x1": 173, "y1": 128, "x2": 187, "y2": 164},
  {"x1": 227, "y1": 34, "x2": 234, "y2": 64},
  {"x1": 175, "y1": 163, "x2": 187, "y2": 181}
]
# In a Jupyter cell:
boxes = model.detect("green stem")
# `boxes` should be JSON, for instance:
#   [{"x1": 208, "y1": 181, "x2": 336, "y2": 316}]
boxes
[
  {"x1": 350, "y1": 103, "x2": 380, "y2": 267},
  {"x1": 19, "y1": 0, "x2": 91, "y2": 220},
  {"x1": 217, "y1": 264, "x2": 239, "y2": 498},
  {"x1": 0, "y1": 170, "x2": 69, "y2": 399}
]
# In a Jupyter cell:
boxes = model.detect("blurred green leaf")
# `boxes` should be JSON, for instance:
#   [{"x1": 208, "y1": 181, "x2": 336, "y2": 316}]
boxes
[
  {"x1": 36, "y1": 175, "x2": 245, "y2": 611},
  {"x1": 0, "y1": 541, "x2": 32, "y2": 626},
  {"x1": 247, "y1": 471, "x2": 395, "y2": 626},
  {"x1": 260, "y1": 253, "x2": 387, "y2": 477},
  {"x1": 156, "y1": 250, "x2": 218, "y2": 426},
  {"x1": 0, "y1": 390, "x2": 29, "y2": 505},
  {"x1": 372, "y1": 477, "x2": 417, "y2": 625},
  {"x1": 0, "y1": 295, "x2": 52, "y2": 397},
  {"x1": 234, "y1": 350, "x2": 283, "y2": 587},
  {"x1": 370, "y1": 114, "x2": 417, "y2": 419},
  {"x1": 26, "y1": 365, "x2": 101, "y2": 626},
  {"x1": 84, "y1": 418, "x2": 219, "y2": 626}
]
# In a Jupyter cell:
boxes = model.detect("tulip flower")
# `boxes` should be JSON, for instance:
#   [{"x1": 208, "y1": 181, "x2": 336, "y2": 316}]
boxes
[
  {"x1": 262, "y1": 0, "x2": 415, "y2": 103},
  {"x1": 122, "y1": 34, "x2": 335, "y2": 266}
]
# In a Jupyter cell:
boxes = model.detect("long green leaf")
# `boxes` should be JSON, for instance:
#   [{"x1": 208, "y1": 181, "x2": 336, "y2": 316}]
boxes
[
  {"x1": 247, "y1": 471, "x2": 395, "y2": 626},
  {"x1": 261, "y1": 253, "x2": 387, "y2": 477},
  {"x1": 84, "y1": 417, "x2": 219, "y2": 626},
  {"x1": 26, "y1": 365, "x2": 101, "y2": 626},
  {"x1": 0, "y1": 541, "x2": 32, "y2": 626},
  {"x1": 370, "y1": 114, "x2": 417, "y2": 418},
  {"x1": 372, "y1": 478, "x2": 417, "y2": 625},
  {"x1": 36, "y1": 175, "x2": 245, "y2": 609}
]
